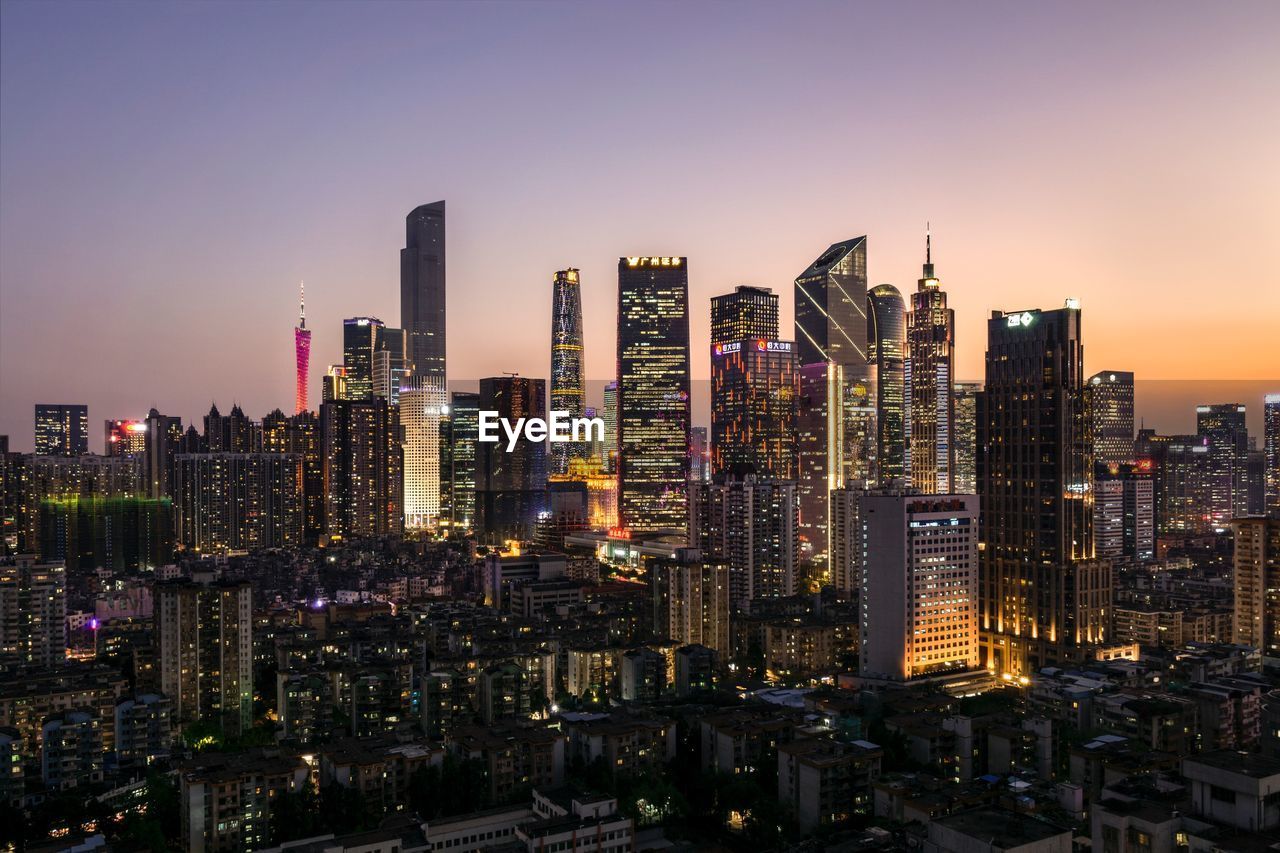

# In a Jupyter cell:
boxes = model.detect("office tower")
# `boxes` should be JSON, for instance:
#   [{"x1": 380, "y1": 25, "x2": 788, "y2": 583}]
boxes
[
  {"x1": 711, "y1": 285, "x2": 779, "y2": 344},
  {"x1": 867, "y1": 284, "x2": 908, "y2": 483},
  {"x1": 690, "y1": 427, "x2": 709, "y2": 483},
  {"x1": 1247, "y1": 448, "x2": 1266, "y2": 516},
  {"x1": 401, "y1": 381, "x2": 448, "y2": 528},
  {"x1": 1137, "y1": 431, "x2": 1212, "y2": 535},
  {"x1": 651, "y1": 548, "x2": 729, "y2": 656},
  {"x1": 617, "y1": 257, "x2": 692, "y2": 534},
  {"x1": 796, "y1": 361, "x2": 844, "y2": 565},
  {"x1": 860, "y1": 492, "x2": 979, "y2": 682},
  {"x1": 156, "y1": 578, "x2": 253, "y2": 737},
  {"x1": 709, "y1": 293, "x2": 799, "y2": 478},
  {"x1": 1232, "y1": 517, "x2": 1279, "y2": 665},
  {"x1": 320, "y1": 397, "x2": 403, "y2": 539},
  {"x1": 34, "y1": 405, "x2": 89, "y2": 456},
  {"x1": 173, "y1": 453, "x2": 302, "y2": 553},
  {"x1": 1197, "y1": 404, "x2": 1249, "y2": 527},
  {"x1": 440, "y1": 391, "x2": 479, "y2": 533},
  {"x1": 0, "y1": 555, "x2": 66, "y2": 667},
  {"x1": 371, "y1": 326, "x2": 410, "y2": 404},
  {"x1": 795, "y1": 237, "x2": 869, "y2": 484},
  {"x1": 295, "y1": 282, "x2": 311, "y2": 414},
  {"x1": 952, "y1": 382, "x2": 981, "y2": 494},
  {"x1": 906, "y1": 232, "x2": 955, "y2": 493},
  {"x1": 688, "y1": 475, "x2": 799, "y2": 608},
  {"x1": 979, "y1": 303, "x2": 1110, "y2": 675},
  {"x1": 550, "y1": 268, "x2": 586, "y2": 476},
  {"x1": 104, "y1": 420, "x2": 147, "y2": 457},
  {"x1": 143, "y1": 409, "x2": 183, "y2": 500},
  {"x1": 342, "y1": 317, "x2": 385, "y2": 400},
  {"x1": 401, "y1": 201, "x2": 447, "y2": 383},
  {"x1": 475, "y1": 376, "x2": 547, "y2": 544},
  {"x1": 1087, "y1": 371, "x2": 1135, "y2": 466},
  {"x1": 1093, "y1": 463, "x2": 1154, "y2": 562},
  {"x1": 322, "y1": 365, "x2": 347, "y2": 403},
  {"x1": 285, "y1": 411, "x2": 324, "y2": 543},
  {"x1": 602, "y1": 381, "x2": 619, "y2": 473},
  {"x1": 1267, "y1": 394, "x2": 1280, "y2": 515}
]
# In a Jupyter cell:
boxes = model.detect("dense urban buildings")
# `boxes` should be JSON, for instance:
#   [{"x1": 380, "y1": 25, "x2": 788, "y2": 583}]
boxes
[
  {"x1": 651, "y1": 548, "x2": 730, "y2": 655},
  {"x1": 688, "y1": 475, "x2": 799, "y2": 607},
  {"x1": 616, "y1": 256, "x2": 691, "y2": 534},
  {"x1": 549, "y1": 268, "x2": 586, "y2": 476},
  {"x1": 906, "y1": 233, "x2": 955, "y2": 494},
  {"x1": 475, "y1": 376, "x2": 547, "y2": 543},
  {"x1": 0, "y1": 555, "x2": 66, "y2": 667},
  {"x1": 1198, "y1": 403, "x2": 1251, "y2": 527},
  {"x1": 400, "y1": 200, "x2": 447, "y2": 383},
  {"x1": 320, "y1": 397, "x2": 403, "y2": 540},
  {"x1": 1088, "y1": 370, "x2": 1135, "y2": 466},
  {"x1": 1232, "y1": 517, "x2": 1279, "y2": 666},
  {"x1": 173, "y1": 453, "x2": 302, "y2": 553},
  {"x1": 34, "y1": 404, "x2": 89, "y2": 457}
]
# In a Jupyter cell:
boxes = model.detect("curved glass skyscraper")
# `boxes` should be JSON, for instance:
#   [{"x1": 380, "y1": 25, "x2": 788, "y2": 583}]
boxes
[
  {"x1": 868, "y1": 284, "x2": 908, "y2": 483},
  {"x1": 550, "y1": 268, "x2": 586, "y2": 476}
]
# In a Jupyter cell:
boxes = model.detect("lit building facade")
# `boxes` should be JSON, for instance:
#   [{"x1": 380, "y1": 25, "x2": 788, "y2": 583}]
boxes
[
  {"x1": 341, "y1": 317, "x2": 384, "y2": 401},
  {"x1": 1093, "y1": 462, "x2": 1154, "y2": 562},
  {"x1": 860, "y1": 492, "x2": 979, "y2": 682},
  {"x1": 172, "y1": 453, "x2": 302, "y2": 553},
  {"x1": 688, "y1": 475, "x2": 799, "y2": 607},
  {"x1": 979, "y1": 304, "x2": 1110, "y2": 675},
  {"x1": 867, "y1": 284, "x2": 908, "y2": 484},
  {"x1": 796, "y1": 361, "x2": 844, "y2": 566},
  {"x1": 372, "y1": 326, "x2": 411, "y2": 404},
  {"x1": 550, "y1": 268, "x2": 586, "y2": 476},
  {"x1": 710, "y1": 338, "x2": 799, "y2": 479},
  {"x1": 105, "y1": 419, "x2": 147, "y2": 457},
  {"x1": 401, "y1": 201, "x2": 447, "y2": 383},
  {"x1": 295, "y1": 281, "x2": 311, "y2": 414},
  {"x1": 906, "y1": 234, "x2": 955, "y2": 493},
  {"x1": 711, "y1": 285, "x2": 779, "y2": 344},
  {"x1": 319, "y1": 397, "x2": 403, "y2": 540},
  {"x1": 602, "y1": 381, "x2": 618, "y2": 473},
  {"x1": 401, "y1": 381, "x2": 448, "y2": 528},
  {"x1": 440, "y1": 391, "x2": 479, "y2": 533},
  {"x1": 1087, "y1": 371, "x2": 1135, "y2": 467},
  {"x1": 34, "y1": 405, "x2": 89, "y2": 457},
  {"x1": 651, "y1": 548, "x2": 730, "y2": 656},
  {"x1": 1197, "y1": 403, "x2": 1250, "y2": 527},
  {"x1": 1232, "y1": 517, "x2": 1280, "y2": 667},
  {"x1": 952, "y1": 382, "x2": 981, "y2": 494},
  {"x1": 0, "y1": 555, "x2": 66, "y2": 667},
  {"x1": 1266, "y1": 394, "x2": 1280, "y2": 515},
  {"x1": 476, "y1": 376, "x2": 547, "y2": 544},
  {"x1": 617, "y1": 257, "x2": 691, "y2": 534}
]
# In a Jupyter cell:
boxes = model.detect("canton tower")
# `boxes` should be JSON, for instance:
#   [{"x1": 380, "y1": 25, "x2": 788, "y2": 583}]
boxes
[{"x1": 295, "y1": 282, "x2": 311, "y2": 413}]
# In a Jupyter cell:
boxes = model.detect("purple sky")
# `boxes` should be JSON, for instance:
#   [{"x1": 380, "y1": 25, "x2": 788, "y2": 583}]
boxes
[{"x1": 2, "y1": 1, "x2": 1277, "y2": 452}]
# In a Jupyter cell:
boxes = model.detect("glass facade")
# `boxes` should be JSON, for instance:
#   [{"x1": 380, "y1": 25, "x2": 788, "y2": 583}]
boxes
[
  {"x1": 1087, "y1": 371, "x2": 1135, "y2": 467},
  {"x1": 400, "y1": 201, "x2": 446, "y2": 382},
  {"x1": 341, "y1": 317, "x2": 384, "y2": 401},
  {"x1": 34, "y1": 404, "x2": 89, "y2": 457},
  {"x1": 867, "y1": 284, "x2": 908, "y2": 483},
  {"x1": 549, "y1": 268, "x2": 586, "y2": 476},
  {"x1": 906, "y1": 240, "x2": 955, "y2": 494}
]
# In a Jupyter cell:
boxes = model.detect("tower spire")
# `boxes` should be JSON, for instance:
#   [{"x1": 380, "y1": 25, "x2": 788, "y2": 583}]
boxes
[
  {"x1": 299, "y1": 281, "x2": 306, "y2": 329},
  {"x1": 922, "y1": 223, "x2": 936, "y2": 281}
]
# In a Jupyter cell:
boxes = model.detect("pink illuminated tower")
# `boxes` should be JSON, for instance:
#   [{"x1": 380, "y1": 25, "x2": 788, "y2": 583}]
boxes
[{"x1": 294, "y1": 282, "x2": 311, "y2": 414}]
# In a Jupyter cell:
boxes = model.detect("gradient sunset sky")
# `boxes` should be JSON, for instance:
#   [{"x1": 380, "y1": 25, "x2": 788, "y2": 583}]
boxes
[{"x1": 2, "y1": 1, "x2": 1277, "y2": 451}]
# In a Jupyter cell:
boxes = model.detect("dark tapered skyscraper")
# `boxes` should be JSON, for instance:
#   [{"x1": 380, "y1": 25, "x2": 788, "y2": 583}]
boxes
[
  {"x1": 401, "y1": 201, "x2": 446, "y2": 383},
  {"x1": 1087, "y1": 371, "x2": 1135, "y2": 467},
  {"x1": 550, "y1": 269, "x2": 586, "y2": 476},
  {"x1": 617, "y1": 257, "x2": 691, "y2": 534},
  {"x1": 35, "y1": 405, "x2": 88, "y2": 456},
  {"x1": 907, "y1": 232, "x2": 955, "y2": 493},
  {"x1": 868, "y1": 284, "x2": 908, "y2": 483},
  {"x1": 342, "y1": 317, "x2": 384, "y2": 401},
  {"x1": 979, "y1": 303, "x2": 1109, "y2": 676},
  {"x1": 794, "y1": 238, "x2": 868, "y2": 375}
]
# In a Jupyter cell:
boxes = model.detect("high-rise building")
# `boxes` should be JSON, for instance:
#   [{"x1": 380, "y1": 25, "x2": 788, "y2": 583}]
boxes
[
  {"x1": 952, "y1": 382, "x2": 981, "y2": 494},
  {"x1": 295, "y1": 282, "x2": 311, "y2": 414},
  {"x1": 906, "y1": 232, "x2": 955, "y2": 493},
  {"x1": 104, "y1": 420, "x2": 147, "y2": 457},
  {"x1": 651, "y1": 548, "x2": 729, "y2": 656},
  {"x1": 19, "y1": 454, "x2": 143, "y2": 552},
  {"x1": 1087, "y1": 371, "x2": 1135, "y2": 467},
  {"x1": 1093, "y1": 462, "x2": 1154, "y2": 562},
  {"x1": 979, "y1": 304, "x2": 1110, "y2": 675},
  {"x1": 144, "y1": 409, "x2": 184, "y2": 500},
  {"x1": 795, "y1": 238, "x2": 869, "y2": 485},
  {"x1": 550, "y1": 268, "x2": 586, "y2": 476},
  {"x1": 617, "y1": 257, "x2": 691, "y2": 534},
  {"x1": 0, "y1": 555, "x2": 66, "y2": 667},
  {"x1": 709, "y1": 285, "x2": 798, "y2": 479},
  {"x1": 401, "y1": 201, "x2": 446, "y2": 383},
  {"x1": 1266, "y1": 394, "x2": 1280, "y2": 516},
  {"x1": 373, "y1": 326, "x2": 411, "y2": 404},
  {"x1": 320, "y1": 397, "x2": 403, "y2": 540},
  {"x1": 688, "y1": 475, "x2": 799, "y2": 608},
  {"x1": 867, "y1": 284, "x2": 908, "y2": 483},
  {"x1": 283, "y1": 411, "x2": 324, "y2": 544},
  {"x1": 602, "y1": 381, "x2": 618, "y2": 473},
  {"x1": 1137, "y1": 430, "x2": 1212, "y2": 536},
  {"x1": 342, "y1": 317, "x2": 384, "y2": 401},
  {"x1": 796, "y1": 361, "x2": 844, "y2": 566},
  {"x1": 1197, "y1": 404, "x2": 1250, "y2": 528},
  {"x1": 828, "y1": 484, "x2": 865, "y2": 595},
  {"x1": 1232, "y1": 517, "x2": 1280, "y2": 666},
  {"x1": 476, "y1": 376, "x2": 547, "y2": 544},
  {"x1": 172, "y1": 453, "x2": 302, "y2": 553},
  {"x1": 322, "y1": 365, "x2": 347, "y2": 403},
  {"x1": 35, "y1": 405, "x2": 88, "y2": 456},
  {"x1": 440, "y1": 391, "x2": 479, "y2": 533},
  {"x1": 38, "y1": 495, "x2": 172, "y2": 571},
  {"x1": 860, "y1": 492, "x2": 979, "y2": 682},
  {"x1": 156, "y1": 578, "x2": 252, "y2": 737},
  {"x1": 711, "y1": 285, "x2": 779, "y2": 344},
  {"x1": 401, "y1": 381, "x2": 448, "y2": 529}
]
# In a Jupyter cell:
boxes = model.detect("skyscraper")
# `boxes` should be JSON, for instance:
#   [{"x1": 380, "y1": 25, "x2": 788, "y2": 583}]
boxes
[
  {"x1": 342, "y1": 317, "x2": 384, "y2": 401},
  {"x1": 602, "y1": 381, "x2": 618, "y2": 473},
  {"x1": 688, "y1": 475, "x2": 799, "y2": 607},
  {"x1": 440, "y1": 391, "x2": 480, "y2": 533},
  {"x1": 952, "y1": 382, "x2": 981, "y2": 494},
  {"x1": 476, "y1": 376, "x2": 547, "y2": 543},
  {"x1": 796, "y1": 361, "x2": 843, "y2": 565},
  {"x1": 979, "y1": 303, "x2": 1110, "y2": 675},
  {"x1": 295, "y1": 282, "x2": 311, "y2": 414},
  {"x1": 1137, "y1": 430, "x2": 1212, "y2": 535},
  {"x1": 401, "y1": 382, "x2": 448, "y2": 529},
  {"x1": 1232, "y1": 517, "x2": 1279, "y2": 666},
  {"x1": 320, "y1": 397, "x2": 403, "y2": 540},
  {"x1": 860, "y1": 492, "x2": 979, "y2": 683},
  {"x1": 1093, "y1": 462, "x2": 1154, "y2": 562},
  {"x1": 617, "y1": 257, "x2": 691, "y2": 534},
  {"x1": 867, "y1": 284, "x2": 908, "y2": 483},
  {"x1": 401, "y1": 201, "x2": 446, "y2": 383},
  {"x1": 1197, "y1": 404, "x2": 1249, "y2": 527},
  {"x1": 104, "y1": 419, "x2": 148, "y2": 457},
  {"x1": 906, "y1": 232, "x2": 955, "y2": 493},
  {"x1": 1087, "y1": 371, "x2": 1135, "y2": 467},
  {"x1": 651, "y1": 548, "x2": 730, "y2": 656},
  {"x1": 373, "y1": 326, "x2": 411, "y2": 404},
  {"x1": 709, "y1": 286, "x2": 798, "y2": 479},
  {"x1": 34, "y1": 405, "x2": 88, "y2": 456},
  {"x1": 550, "y1": 268, "x2": 586, "y2": 476},
  {"x1": 172, "y1": 452, "x2": 302, "y2": 553},
  {"x1": 0, "y1": 555, "x2": 66, "y2": 667},
  {"x1": 144, "y1": 409, "x2": 184, "y2": 500},
  {"x1": 1266, "y1": 393, "x2": 1280, "y2": 516}
]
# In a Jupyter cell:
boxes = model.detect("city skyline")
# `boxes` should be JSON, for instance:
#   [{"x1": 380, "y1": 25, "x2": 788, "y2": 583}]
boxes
[{"x1": 2, "y1": 2, "x2": 1277, "y2": 449}]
